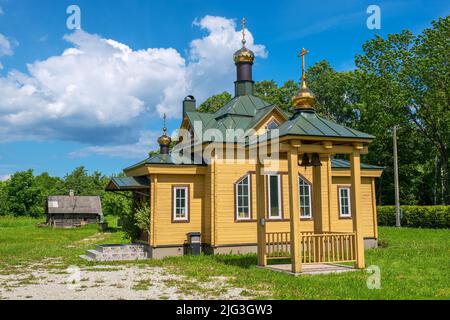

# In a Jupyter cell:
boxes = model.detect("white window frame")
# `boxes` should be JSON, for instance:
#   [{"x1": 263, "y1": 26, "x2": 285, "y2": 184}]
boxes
[
  {"x1": 235, "y1": 175, "x2": 251, "y2": 221},
  {"x1": 298, "y1": 176, "x2": 312, "y2": 219},
  {"x1": 267, "y1": 174, "x2": 282, "y2": 219},
  {"x1": 173, "y1": 186, "x2": 189, "y2": 221},
  {"x1": 338, "y1": 187, "x2": 352, "y2": 218}
]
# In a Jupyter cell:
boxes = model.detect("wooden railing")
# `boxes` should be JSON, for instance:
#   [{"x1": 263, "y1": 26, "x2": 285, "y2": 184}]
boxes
[
  {"x1": 301, "y1": 233, "x2": 356, "y2": 264},
  {"x1": 266, "y1": 232, "x2": 291, "y2": 259},
  {"x1": 265, "y1": 232, "x2": 356, "y2": 264}
]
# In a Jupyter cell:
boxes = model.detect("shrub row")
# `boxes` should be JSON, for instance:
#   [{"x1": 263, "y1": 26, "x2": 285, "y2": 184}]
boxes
[{"x1": 377, "y1": 206, "x2": 450, "y2": 228}]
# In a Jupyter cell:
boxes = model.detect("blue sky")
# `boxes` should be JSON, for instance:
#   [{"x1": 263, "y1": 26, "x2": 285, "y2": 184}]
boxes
[{"x1": 0, "y1": 0, "x2": 448, "y2": 179}]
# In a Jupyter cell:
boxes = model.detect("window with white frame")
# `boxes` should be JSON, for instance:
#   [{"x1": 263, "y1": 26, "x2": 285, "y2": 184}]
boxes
[
  {"x1": 268, "y1": 174, "x2": 282, "y2": 219},
  {"x1": 338, "y1": 187, "x2": 351, "y2": 217},
  {"x1": 235, "y1": 175, "x2": 251, "y2": 220},
  {"x1": 298, "y1": 176, "x2": 312, "y2": 218},
  {"x1": 173, "y1": 186, "x2": 189, "y2": 221}
]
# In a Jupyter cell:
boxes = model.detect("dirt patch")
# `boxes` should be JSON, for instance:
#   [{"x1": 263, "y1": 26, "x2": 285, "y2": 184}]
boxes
[{"x1": 0, "y1": 264, "x2": 253, "y2": 300}]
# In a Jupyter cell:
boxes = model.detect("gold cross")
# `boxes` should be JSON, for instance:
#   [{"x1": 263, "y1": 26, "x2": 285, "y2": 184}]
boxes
[
  {"x1": 241, "y1": 17, "x2": 246, "y2": 47},
  {"x1": 163, "y1": 113, "x2": 167, "y2": 134},
  {"x1": 298, "y1": 48, "x2": 309, "y2": 81}
]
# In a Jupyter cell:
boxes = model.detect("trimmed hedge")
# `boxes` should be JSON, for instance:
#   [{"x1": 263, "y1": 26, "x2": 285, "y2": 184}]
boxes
[{"x1": 377, "y1": 206, "x2": 450, "y2": 228}]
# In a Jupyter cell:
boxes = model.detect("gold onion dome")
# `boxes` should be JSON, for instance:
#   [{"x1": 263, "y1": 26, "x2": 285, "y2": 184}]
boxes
[
  {"x1": 234, "y1": 47, "x2": 254, "y2": 63},
  {"x1": 292, "y1": 48, "x2": 316, "y2": 110},
  {"x1": 292, "y1": 79, "x2": 316, "y2": 110},
  {"x1": 157, "y1": 114, "x2": 171, "y2": 147},
  {"x1": 233, "y1": 17, "x2": 255, "y2": 64}
]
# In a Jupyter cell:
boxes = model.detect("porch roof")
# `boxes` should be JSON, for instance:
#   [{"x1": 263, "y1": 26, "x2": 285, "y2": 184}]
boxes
[
  {"x1": 254, "y1": 110, "x2": 374, "y2": 145},
  {"x1": 106, "y1": 176, "x2": 150, "y2": 191},
  {"x1": 331, "y1": 158, "x2": 384, "y2": 170}
]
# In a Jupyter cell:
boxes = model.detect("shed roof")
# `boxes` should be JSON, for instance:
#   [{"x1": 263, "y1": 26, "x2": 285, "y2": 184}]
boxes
[{"x1": 46, "y1": 196, "x2": 102, "y2": 215}]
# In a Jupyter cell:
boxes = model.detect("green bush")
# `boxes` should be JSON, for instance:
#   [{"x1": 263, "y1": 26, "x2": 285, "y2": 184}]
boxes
[
  {"x1": 377, "y1": 206, "x2": 450, "y2": 228},
  {"x1": 117, "y1": 200, "x2": 150, "y2": 242}
]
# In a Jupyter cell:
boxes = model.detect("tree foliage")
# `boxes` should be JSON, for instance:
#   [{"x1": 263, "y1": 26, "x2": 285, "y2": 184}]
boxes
[
  {"x1": 3, "y1": 170, "x2": 41, "y2": 217},
  {"x1": 197, "y1": 91, "x2": 232, "y2": 113},
  {"x1": 355, "y1": 16, "x2": 449, "y2": 204},
  {"x1": 254, "y1": 80, "x2": 298, "y2": 112},
  {"x1": 0, "y1": 17, "x2": 447, "y2": 215},
  {"x1": 196, "y1": 16, "x2": 449, "y2": 205},
  {"x1": 0, "y1": 167, "x2": 132, "y2": 217},
  {"x1": 117, "y1": 198, "x2": 150, "y2": 241},
  {"x1": 306, "y1": 61, "x2": 360, "y2": 127}
]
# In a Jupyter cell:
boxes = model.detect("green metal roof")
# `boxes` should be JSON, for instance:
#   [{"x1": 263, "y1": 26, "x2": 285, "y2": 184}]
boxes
[
  {"x1": 107, "y1": 176, "x2": 150, "y2": 190},
  {"x1": 122, "y1": 92, "x2": 377, "y2": 172},
  {"x1": 276, "y1": 110, "x2": 374, "y2": 140},
  {"x1": 331, "y1": 158, "x2": 384, "y2": 170},
  {"x1": 187, "y1": 94, "x2": 372, "y2": 144},
  {"x1": 124, "y1": 154, "x2": 175, "y2": 171},
  {"x1": 246, "y1": 105, "x2": 289, "y2": 129},
  {"x1": 214, "y1": 95, "x2": 271, "y2": 119},
  {"x1": 146, "y1": 154, "x2": 177, "y2": 165},
  {"x1": 124, "y1": 153, "x2": 206, "y2": 172},
  {"x1": 186, "y1": 104, "x2": 288, "y2": 144}
]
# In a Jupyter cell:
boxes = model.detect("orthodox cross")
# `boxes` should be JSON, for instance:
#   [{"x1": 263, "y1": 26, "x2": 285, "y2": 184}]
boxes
[
  {"x1": 298, "y1": 48, "x2": 309, "y2": 82},
  {"x1": 241, "y1": 17, "x2": 247, "y2": 47},
  {"x1": 163, "y1": 113, "x2": 167, "y2": 135}
]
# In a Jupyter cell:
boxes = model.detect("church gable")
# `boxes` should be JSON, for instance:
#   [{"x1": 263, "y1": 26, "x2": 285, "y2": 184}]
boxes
[{"x1": 251, "y1": 106, "x2": 288, "y2": 135}]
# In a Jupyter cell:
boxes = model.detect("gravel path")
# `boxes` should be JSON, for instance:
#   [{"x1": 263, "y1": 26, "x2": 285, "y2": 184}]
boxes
[{"x1": 0, "y1": 264, "x2": 251, "y2": 300}]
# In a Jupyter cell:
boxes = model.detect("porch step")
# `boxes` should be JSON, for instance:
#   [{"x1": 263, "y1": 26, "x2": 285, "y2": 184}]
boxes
[
  {"x1": 260, "y1": 263, "x2": 356, "y2": 275},
  {"x1": 95, "y1": 244, "x2": 147, "y2": 254},
  {"x1": 80, "y1": 244, "x2": 150, "y2": 261},
  {"x1": 79, "y1": 254, "x2": 94, "y2": 261}
]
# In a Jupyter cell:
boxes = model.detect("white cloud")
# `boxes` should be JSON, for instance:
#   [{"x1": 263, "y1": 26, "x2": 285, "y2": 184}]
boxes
[
  {"x1": 0, "y1": 174, "x2": 11, "y2": 182},
  {"x1": 0, "y1": 33, "x2": 14, "y2": 57},
  {"x1": 186, "y1": 16, "x2": 267, "y2": 109},
  {"x1": 0, "y1": 8, "x2": 14, "y2": 70},
  {"x1": 70, "y1": 130, "x2": 160, "y2": 158},
  {"x1": 0, "y1": 15, "x2": 266, "y2": 149}
]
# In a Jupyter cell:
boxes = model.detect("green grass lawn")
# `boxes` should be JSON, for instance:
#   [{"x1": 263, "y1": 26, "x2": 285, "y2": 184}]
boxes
[
  {"x1": 0, "y1": 215, "x2": 124, "y2": 269},
  {"x1": 0, "y1": 216, "x2": 448, "y2": 299},
  {"x1": 157, "y1": 227, "x2": 450, "y2": 299}
]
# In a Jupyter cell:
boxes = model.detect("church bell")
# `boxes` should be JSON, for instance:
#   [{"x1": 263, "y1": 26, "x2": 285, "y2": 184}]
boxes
[
  {"x1": 300, "y1": 153, "x2": 311, "y2": 168},
  {"x1": 311, "y1": 153, "x2": 322, "y2": 167}
]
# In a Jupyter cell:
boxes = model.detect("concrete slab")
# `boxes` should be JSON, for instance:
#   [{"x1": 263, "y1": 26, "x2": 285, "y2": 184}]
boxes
[{"x1": 257, "y1": 263, "x2": 357, "y2": 276}]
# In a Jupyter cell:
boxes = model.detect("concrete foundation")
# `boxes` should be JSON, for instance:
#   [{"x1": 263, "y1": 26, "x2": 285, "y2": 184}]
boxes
[
  {"x1": 151, "y1": 237, "x2": 377, "y2": 259},
  {"x1": 207, "y1": 237, "x2": 377, "y2": 256},
  {"x1": 259, "y1": 263, "x2": 357, "y2": 275},
  {"x1": 364, "y1": 238, "x2": 378, "y2": 249},
  {"x1": 149, "y1": 246, "x2": 184, "y2": 259},
  {"x1": 209, "y1": 244, "x2": 258, "y2": 255}
]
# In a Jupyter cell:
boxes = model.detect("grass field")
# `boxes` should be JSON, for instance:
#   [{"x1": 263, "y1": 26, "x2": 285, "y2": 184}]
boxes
[
  {"x1": 0, "y1": 216, "x2": 449, "y2": 299},
  {"x1": 0, "y1": 215, "x2": 124, "y2": 269}
]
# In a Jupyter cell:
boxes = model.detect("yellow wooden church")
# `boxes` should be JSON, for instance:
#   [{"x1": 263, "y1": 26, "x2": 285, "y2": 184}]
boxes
[{"x1": 106, "y1": 21, "x2": 383, "y2": 273}]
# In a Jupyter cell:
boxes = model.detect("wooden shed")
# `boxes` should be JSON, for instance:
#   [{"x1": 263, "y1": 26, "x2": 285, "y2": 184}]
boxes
[{"x1": 45, "y1": 194, "x2": 102, "y2": 228}]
